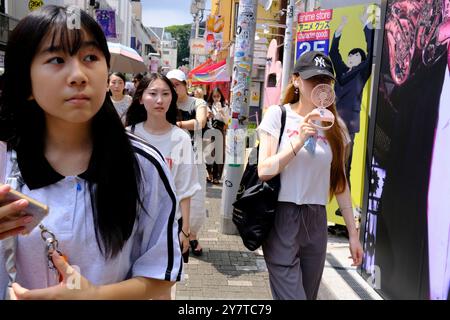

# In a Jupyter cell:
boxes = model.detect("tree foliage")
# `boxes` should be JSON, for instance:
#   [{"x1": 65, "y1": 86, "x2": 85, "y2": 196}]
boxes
[{"x1": 165, "y1": 24, "x2": 192, "y2": 68}]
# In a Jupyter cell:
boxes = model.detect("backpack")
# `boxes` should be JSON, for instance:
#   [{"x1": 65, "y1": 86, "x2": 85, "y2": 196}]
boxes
[{"x1": 232, "y1": 105, "x2": 286, "y2": 251}]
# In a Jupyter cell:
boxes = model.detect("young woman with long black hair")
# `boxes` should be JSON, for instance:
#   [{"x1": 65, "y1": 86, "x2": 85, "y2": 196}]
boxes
[{"x1": 0, "y1": 5, "x2": 181, "y2": 299}]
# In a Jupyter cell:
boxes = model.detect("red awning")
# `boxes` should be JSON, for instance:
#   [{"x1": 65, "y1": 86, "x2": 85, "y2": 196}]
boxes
[
  {"x1": 188, "y1": 58, "x2": 212, "y2": 78},
  {"x1": 190, "y1": 59, "x2": 230, "y2": 84}
]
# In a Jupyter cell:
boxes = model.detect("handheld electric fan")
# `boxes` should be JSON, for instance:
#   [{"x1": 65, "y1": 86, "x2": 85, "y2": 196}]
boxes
[{"x1": 304, "y1": 84, "x2": 336, "y2": 154}]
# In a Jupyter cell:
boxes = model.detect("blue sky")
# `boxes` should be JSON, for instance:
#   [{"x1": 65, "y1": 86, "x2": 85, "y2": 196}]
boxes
[{"x1": 141, "y1": 0, "x2": 212, "y2": 28}]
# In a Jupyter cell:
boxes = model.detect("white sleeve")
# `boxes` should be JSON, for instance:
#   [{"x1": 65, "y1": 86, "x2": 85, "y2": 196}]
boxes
[
  {"x1": 257, "y1": 105, "x2": 282, "y2": 139},
  {"x1": 0, "y1": 141, "x2": 7, "y2": 183},
  {"x1": 195, "y1": 98, "x2": 207, "y2": 112},
  {"x1": 172, "y1": 131, "x2": 201, "y2": 201},
  {"x1": 131, "y1": 151, "x2": 182, "y2": 282}
]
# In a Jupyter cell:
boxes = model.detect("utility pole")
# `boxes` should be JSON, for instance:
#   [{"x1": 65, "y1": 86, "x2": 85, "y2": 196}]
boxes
[
  {"x1": 280, "y1": 0, "x2": 295, "y2": 94},
  {"x1": 189, "y1": 0, "x2": 205, "y2": 70},
  {"x1": 306, "y1": 0, "x2": 316, "y2": 11},
  {"x1": 220, "y1": 0, "x2": 258, "y2": 234}
]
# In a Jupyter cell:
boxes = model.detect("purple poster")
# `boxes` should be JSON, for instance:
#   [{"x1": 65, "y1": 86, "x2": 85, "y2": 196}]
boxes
[{"x1": 95, "y1": 10, "x2": 116, "y2": 39}]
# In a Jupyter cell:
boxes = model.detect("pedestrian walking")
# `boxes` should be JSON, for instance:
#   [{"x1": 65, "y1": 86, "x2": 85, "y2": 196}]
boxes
[
  {"x1": 0, "y1": 5, "x2": 181, "y2": 300},
  {"x1": 109, "y1": 72, "x2": 132, "y2": 122},
  {"x1": 257, "y1": 51, "x2": 363, "y2": 300},
  {"x1": 167, "y1": 69, "x2": 208, "y2": 256},
  {"x1": 125, "y1": 73, "x2": 200, "y2": 287},
  {"x1": 193, "y1": 87, "x2": 206, "y2": 100},
  {"x1": 205, "y1": 87, "x2": 229, "y2": 184}
]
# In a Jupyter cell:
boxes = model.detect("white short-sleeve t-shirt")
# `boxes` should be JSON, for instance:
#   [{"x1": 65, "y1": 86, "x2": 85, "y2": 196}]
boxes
[
  {"x1": 111, "y1": 95, "x2": 132, "y2": 119},
  {"x1": 258, "y1": 104, "x2": 333, "y2": 205},
  {"x1": 177, "y1": 96, "x2": 207, "y2": 115},
  {"x1": 130, "y1": 123, "x2": 201, "y2": 220}
]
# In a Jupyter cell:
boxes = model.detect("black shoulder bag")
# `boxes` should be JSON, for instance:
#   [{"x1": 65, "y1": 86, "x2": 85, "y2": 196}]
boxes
[{"x1": 232, "y1": 105, "x2": 286, "y2": 251}]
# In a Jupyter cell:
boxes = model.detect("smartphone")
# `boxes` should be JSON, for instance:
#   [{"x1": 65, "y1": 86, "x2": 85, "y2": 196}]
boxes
[{"x1": 0, "y1": 185, "x2": 49, "y2": 235}]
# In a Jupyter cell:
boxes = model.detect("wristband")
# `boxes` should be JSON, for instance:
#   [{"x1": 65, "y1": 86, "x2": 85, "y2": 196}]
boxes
[
  {"x1": 290, "y1": 140, "x2": 297, "y2": 156},
  {"x1": 181, "y1": 229, "x2": 190, "y2": 238}
]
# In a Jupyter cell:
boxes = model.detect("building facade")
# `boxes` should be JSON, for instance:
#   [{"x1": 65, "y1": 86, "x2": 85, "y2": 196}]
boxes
[{"x1": 147, "y1": 26, "x2": 178, "y2": 72}]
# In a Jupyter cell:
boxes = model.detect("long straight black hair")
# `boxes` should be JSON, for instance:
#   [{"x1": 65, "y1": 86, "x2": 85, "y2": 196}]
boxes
[
  {"x1": 0, "y1": 5, "x2": 143, "y2": 259},
  {"x1": 207, "y1": 87, "x2": 226, "y2": 107},
  {"x1": 125, "y1": 73, "x2": 178, "y2": 126}
]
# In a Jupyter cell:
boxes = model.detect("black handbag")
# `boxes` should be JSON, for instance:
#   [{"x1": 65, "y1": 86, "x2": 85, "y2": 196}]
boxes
[
  {"x1": 212, "y1": 119, "x2": 225, "y2": 131},
  {"x1": 232, "y1": 105, "x2": 286, "y2": 251}
]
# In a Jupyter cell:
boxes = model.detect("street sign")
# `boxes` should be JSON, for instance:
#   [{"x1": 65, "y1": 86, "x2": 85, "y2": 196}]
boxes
[{"x1": 190, "y1": 38, "x2": 207, "y2": 55}]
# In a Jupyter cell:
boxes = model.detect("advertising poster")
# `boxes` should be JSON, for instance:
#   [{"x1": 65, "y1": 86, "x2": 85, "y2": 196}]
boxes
[
  {"x1": 295, "y1": 5, "x2": 376, "y2": 228},
  {"x1": 28, "y1": 0, "x2": 44, "y2": 11},
  {"x1": 205, "y1": 15, "x2": 224, "y2": 56},
  {"x1": 95, "y1": 9, "x2": 117, "y2": 39},
  {"x1": 362, "y1": 0, "x2": 450, "y2": 300},
  {"x1": 296, "y1": 9, "x2": 333, "y2": 58}
]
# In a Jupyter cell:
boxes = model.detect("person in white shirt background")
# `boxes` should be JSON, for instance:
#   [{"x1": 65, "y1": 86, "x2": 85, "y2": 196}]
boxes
[
  {"x1": 193, "y1": 87, "x2": 206, "y2": 100},
  {"x1": 108, "y1": 72, "x2": 132, "y2": 122},
  {"x1": 0, "y1": 5, "x2": 181, "y2": 299},
  {"x1": 167, "y1": 69, "x2": 208, "y2": 256},
  {"x1": 205, "y1": 87, "x2": 229, "y2": 185},
  {"x1": 125, "y1": 72, "x2": 201, "y2": 271}
]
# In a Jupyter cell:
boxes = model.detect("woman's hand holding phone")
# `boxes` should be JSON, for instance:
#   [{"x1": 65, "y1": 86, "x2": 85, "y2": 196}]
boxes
[
  {"x1": 0, "y1": 184, "x2": 32, "y2": 240},
  {"x1": 0, "y1": 184, "x2": 48, "y2": 240}
]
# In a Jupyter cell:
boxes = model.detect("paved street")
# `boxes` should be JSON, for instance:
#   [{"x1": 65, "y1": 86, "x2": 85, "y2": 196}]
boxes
[
  {"x1": 176, "y1": 183, "x2": 272, "y2": 300},
  {"x1": 176, "y1": 183, "x2": 382, "y2": 300}
]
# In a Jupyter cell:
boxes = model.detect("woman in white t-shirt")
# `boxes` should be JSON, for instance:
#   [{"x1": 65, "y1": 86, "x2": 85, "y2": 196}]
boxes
[
  {"x1": 205, "y1": 87, "x2": 229, "y2": 184},
  {"x1": 109, "y1": 72, "x2": 132, "y2": 122},
  {"x1": 257, "y1": 51, "x2": 363, "y2": 300},
  {"x1": 125, "y1": 74, "x2": 200, "y2": 269},
  {"x1": 167, "y1": 69, "x2": 208, "y2": 256},
  {"x1": 125, "y1": 74, "x2": 201, "y2": 299}
]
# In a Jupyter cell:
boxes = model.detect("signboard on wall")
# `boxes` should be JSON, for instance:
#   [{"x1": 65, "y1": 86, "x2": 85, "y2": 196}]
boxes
[
  {"x1": 190, "y1": 38, "x2": 206, "y2": 55},
  {"x1": 28, "y1": 0, "x2": 44, "y2": 11},
  {"x1": 249, "y1": 81, "x2": 261, "y2": 107},
  {"x1": 95, "y1": 10, "x2": 117, "y2": 39},
  {"x1": 296, "y1": 9, "x2": 332, "y2": 58},
  {"x1": 205, "y1": 15, "x2": 224, "y2": 55}
]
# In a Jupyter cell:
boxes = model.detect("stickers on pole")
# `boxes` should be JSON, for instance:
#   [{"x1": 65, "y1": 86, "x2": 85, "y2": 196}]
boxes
[{"x1": 226, "y1": 129, "x2": 246, "y2": 166}]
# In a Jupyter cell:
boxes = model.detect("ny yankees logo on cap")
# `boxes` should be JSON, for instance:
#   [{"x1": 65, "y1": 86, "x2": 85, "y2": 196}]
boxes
[
  {"x1": 314, "y1": 57, "x2": 327, "y2": 68},
  {"x1": 293, "y1": 51, "x2": 336, "y2": 80}
]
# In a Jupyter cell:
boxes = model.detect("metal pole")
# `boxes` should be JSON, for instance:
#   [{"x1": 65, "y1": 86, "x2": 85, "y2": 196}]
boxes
[
  {"x1": 193, "y1": 12, "x2": 200, "y2": 68},
  {"x1": 306, "y1": 0, "x2": 316, "y2": 12},
  {"x1": 220, "y1": 0, "x2": 258, "y2": 234},
  {"x1": 189, "y1": 14, "x2": 196, "y2": 70},
  {"x1": 280, "y1": 0, "x2": 296, "y2": 94}
]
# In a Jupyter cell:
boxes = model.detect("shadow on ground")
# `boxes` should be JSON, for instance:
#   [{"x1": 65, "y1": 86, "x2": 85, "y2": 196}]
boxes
[
  {"x1": 206, "y1": 186, "x2": 222, "y2": 199},
  {"x1": 189, "y1": 248, "x2": 267, "y2": 278}
]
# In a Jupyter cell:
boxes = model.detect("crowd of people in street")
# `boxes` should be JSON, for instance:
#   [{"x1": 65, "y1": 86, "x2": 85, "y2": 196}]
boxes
[
  {"x1": 0, "y1": 5, "x2": 363, "y2": 300},
  {"x1": 102, "y1": 56, "x2": 231, "y2": 260}
]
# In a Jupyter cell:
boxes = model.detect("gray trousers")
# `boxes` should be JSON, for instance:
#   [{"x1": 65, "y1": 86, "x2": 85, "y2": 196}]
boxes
[{"x1": 262, "y1": 202, "x2": 328, "y2": 300}]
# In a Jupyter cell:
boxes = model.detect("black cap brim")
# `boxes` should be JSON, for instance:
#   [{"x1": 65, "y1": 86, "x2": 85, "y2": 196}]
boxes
[{"x1": 299, "y1": 69, "x2": 335, "y2": 80}]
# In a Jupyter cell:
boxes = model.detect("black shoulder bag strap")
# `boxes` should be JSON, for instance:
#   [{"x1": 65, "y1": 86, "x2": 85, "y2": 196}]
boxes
[{"x1": 277, "y1": 105, "x2": 287, "y2": 149}]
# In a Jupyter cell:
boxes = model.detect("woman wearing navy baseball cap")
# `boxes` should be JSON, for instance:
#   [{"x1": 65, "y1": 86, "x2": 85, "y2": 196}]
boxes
[{"x1": 257, "y1": 51, "x2": 363, "y2": 300}]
